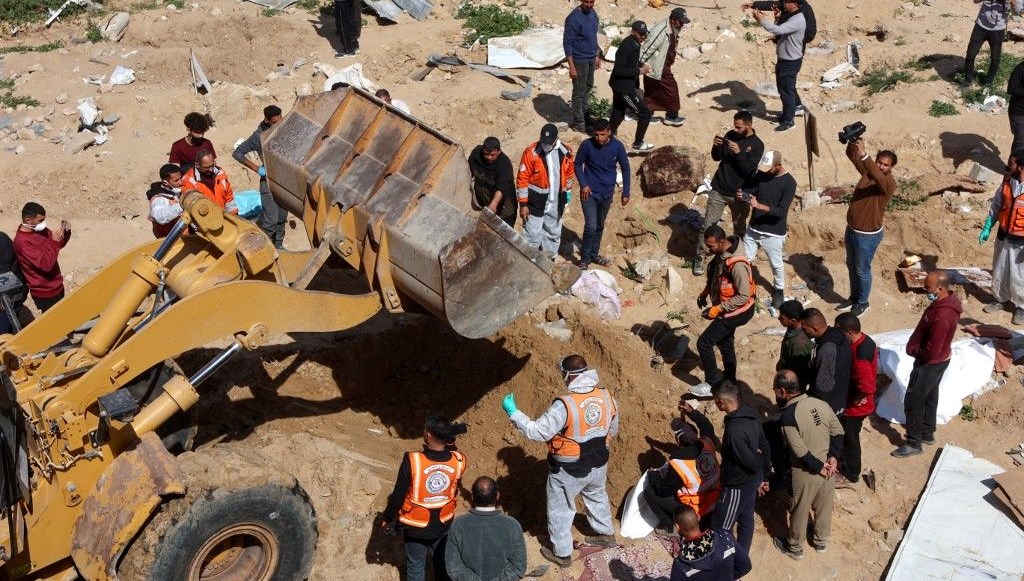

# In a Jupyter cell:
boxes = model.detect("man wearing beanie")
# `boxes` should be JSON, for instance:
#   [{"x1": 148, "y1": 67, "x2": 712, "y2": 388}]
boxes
[{"x1": 516, "y1": 124, "x2": 576, "y2": 257}]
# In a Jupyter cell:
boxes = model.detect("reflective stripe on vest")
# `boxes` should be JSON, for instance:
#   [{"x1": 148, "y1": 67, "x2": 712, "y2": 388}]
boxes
[
  {"x1": 547, "y1": 388, "x2": 616, "y2": 460},
  {"x1": 998, "y1": 178, "x2": 1024, "y2": 237},
  {"x1": 397, "y1": 450, "x2": 466, "y2": 528},
  {"x1": 669, "y1": 439, "x2": 722, "y2": 517},
  {"x1": 719, "y1": 256, "x2": 756, "y2": 317}
]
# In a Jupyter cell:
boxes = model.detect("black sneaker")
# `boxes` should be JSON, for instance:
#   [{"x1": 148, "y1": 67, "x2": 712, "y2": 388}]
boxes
[
  {"x1": 692, "y1": 258, "x2": 705, "y2": 276},
  {"x1": 584, "y1": 534, "x2": 618, "y2": 547},
  {"x1": 540, "y1": 546, "x2": 571, "y2": 568},
  {"x1": 922, "y1": 436, "x2": 936, "y2": 446},
  {"x1": 835, "y1": 299, "x2": 855, "y2": 313},
  {"x1": 891, "y1": 444, "x2": 923, "y2": 458},
  {"x1": 851, "y1": 302, "x2": 870, "y2": 316},
  {"x1": 811, "y1": 540, "x2": 827, "y2": 553},
  {"x1": 774, "y1": 121, "x2": 795, "y2": 132},
  {"x1": 771, "y1": 288, "x2": 785, "y2": 309},
  {"x1": 773, "y1": 536, "x2": 804, "y2": 560}
]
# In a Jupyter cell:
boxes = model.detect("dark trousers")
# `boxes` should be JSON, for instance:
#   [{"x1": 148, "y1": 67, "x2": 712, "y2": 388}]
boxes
[
  {"x1": 904, "y1": 360, "x2": 950, "y2": 448},
  {"x1": 581, "y1": 195, "x2": 612, "y2": 262},
  {"x1": 258, "y1": 184, "x2": 287, "y2": 249},
  {"x1": 964, "y1": 24, "x2": 1004, "y2": 85},
  {"x1": 405, "y1": 533, "x2": 449, "y2": 581},
  {"x1": 32, "y1": 290, "x2": 64, "y2": 313},
  {"x1": 775, "y1": 57, "x2": 803, "y2": 125},
  {"x1": 711, "y1": 479, "x2": 759, "y2": 553},
  {"x1": 609, "y1": 85, "x2": 652, "y2": 147},
  {"x1": 839, "y1": 415, "x2": 865, "y2": 481},
  {"x1": 1010, "y1": 112, "x2": 1024, "y2": 155},
  {"x1": 333, "y1": 0, "x2": 362, "y2": 54},
  {"x1": 643, "y1": 484, "x2": 712, "y2": 530},
  {"x1": 696, "y1": 307, "x2": 754, "y2": 385},
  {"x1": 570, "y1": 58, "x2": 597, "y2": 127}
]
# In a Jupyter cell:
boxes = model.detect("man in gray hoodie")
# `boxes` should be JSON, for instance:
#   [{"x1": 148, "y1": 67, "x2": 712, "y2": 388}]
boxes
[
  {"x1": 751, "y1": 0, "x2": 806, "y2": 132},
  {"x1": 232, "y1": 105, "x2": 285, "y2": 248}
]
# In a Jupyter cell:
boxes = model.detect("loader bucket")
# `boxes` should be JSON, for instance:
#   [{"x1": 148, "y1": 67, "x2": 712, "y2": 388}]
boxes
[{"x1": 262, "y1": 87, "x2": 579, "y2": 339}]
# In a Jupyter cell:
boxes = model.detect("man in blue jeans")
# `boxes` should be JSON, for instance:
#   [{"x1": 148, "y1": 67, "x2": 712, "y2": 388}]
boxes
[
  {"x1": 838, "y1": 138, "x2": 896, "y2": 317},
  {"x1": 564, "y1": 0, "x2": 600, "y2": 133},
  {"x1": 751, "y1": 0, "x2": 806, "y2": 132},
  {"x1": 574, "y1": 118, "x2": 630, "y2": 268}
]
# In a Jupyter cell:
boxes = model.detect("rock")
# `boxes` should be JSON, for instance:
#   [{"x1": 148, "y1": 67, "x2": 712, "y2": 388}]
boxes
[
  {"x1": 544, "y1": 303, "x2": 561, "y2": 322},
  {"x1": 14, "y1": 145, "x2": 26, "y2": 155},
  {"x1": 102, "y1": 113, "x2": 121, "y2": 125},
  {"x1": 603, "y1": 25, "x2": 621, "y2": 39},
  {"x1": 968, "y1": 162, "x2": 1000, "y2": 185},
  {"x1": 62, "y1": 108, "x2": 75, "y2": 116},
  {"x1": 27, "y1": 63, "x2": 44, "y2": 73},
  {"x1": 715, "y1": 29, "x2": 736, "y2": 42},
  {"x1": 537, "y1": 318, "x2": 572, "y2": 341},
  {"x1": 800, "y1": 190, "x2": 822, "y2": 210},
  {"x1": 666, "y1": 267, "x2": 684, "y2": 295},
  {"x1": 0, "y1": 116, "x2": 11, "y2": 131},
  {"x1": 943, "y1": 33, "x2": 961, "y2": 43},
  {"x1": 699, "y1": 43, "x2": 715, "y2": 54},
  {"x1": 634, "y1": 258, "x2": 664, "y2": 281},
  {"x1": 884, "y1": 528, "x2": 904, "y2": 543},
  {"x1": 754, "y1": 81, "x2": 779, "y2": 98},
  {"x1": 101, "y1": 12, "x2": 130, "y2": 42},
  {"x1": 638, "y1": 145, "x2": 708, "y2": 196},
  {"x1": 16, "y1": 128, "x2": 35, "y2": 141},
  {"x1": 295, "y1": 83, "x2": 314, "y2": 97},
  {"x1": 868, "y1": 514, "x2": 893, "y2": 532},
  {"x1": 805, "y1": 41, "x2": 835, "y2": 56},
  {"x1": 211, "y1": 6, "x2": 223, "y2": 15},
  {"x1": 63, "y1": 130, "x2": 98, "y2": 154},
  {"x1": 54, "y1": 93, "x2": 68, "y2": 105},
  {"x1": 827, "y1": 100, "x2": 858, "y2": 113},
  {"x1": 680, "y1": 47, "x2": 700, "y2": 60}
]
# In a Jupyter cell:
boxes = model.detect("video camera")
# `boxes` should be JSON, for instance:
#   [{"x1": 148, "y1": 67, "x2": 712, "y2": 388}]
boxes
[
  {"x1": 838, "y1": 121, "x2": 866, "y2": 145},
  {"x1": 750, "y1": 0, "x2": 780, "y2": 11}
]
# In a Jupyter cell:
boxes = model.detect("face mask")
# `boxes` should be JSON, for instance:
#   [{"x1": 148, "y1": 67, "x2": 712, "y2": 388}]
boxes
[
  {"x1": 23, "y1": 221, "x2": 46, "y2": 232},
  {"x1": 926, "y1": 292, "x2": 938, "y2": 301},
  {"x1": 541, "y1": 143, "x2": 554, "y2": 153},
  {"x1": 170, "y1": 187, "x2": 182, "y2": 194}
]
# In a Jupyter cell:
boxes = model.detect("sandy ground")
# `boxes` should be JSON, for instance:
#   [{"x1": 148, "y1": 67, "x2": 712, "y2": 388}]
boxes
[{"x1": 3, "y1": 0, "x2": 1024, "y2": 579}]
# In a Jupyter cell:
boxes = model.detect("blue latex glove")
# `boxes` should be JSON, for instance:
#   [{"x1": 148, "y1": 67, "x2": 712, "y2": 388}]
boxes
[
  {"x1": 565, "y1": 190, "x2": 572, "y2": 204},
  {"x1": 257, "y1": 166, "x2": 267, "y2": 178},
  {"x1": 979, "y1": 215, "x2": 995, "y2": 244},
  {"x1": 501, "y1": 393, "x2": 518, "y2": 416}
]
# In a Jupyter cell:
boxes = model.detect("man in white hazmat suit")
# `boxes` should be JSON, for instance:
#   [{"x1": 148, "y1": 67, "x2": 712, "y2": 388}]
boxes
[{"x1": 502, "y1": 354, "x2": 620, "y2": 568}]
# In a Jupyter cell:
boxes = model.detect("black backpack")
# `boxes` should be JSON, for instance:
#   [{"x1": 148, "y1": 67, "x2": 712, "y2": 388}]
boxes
[{"x1": 802, "y1": 1, "x2": 817, "y2": 45}]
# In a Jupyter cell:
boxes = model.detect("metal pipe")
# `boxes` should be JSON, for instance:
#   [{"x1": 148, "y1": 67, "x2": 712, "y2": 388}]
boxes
[
  {"x1": 130, "y1": 296, "x2": 178, "y2": 333},
  {"x1": 189, "y1": 342, "x2": 243, "y2": 387},
  {"x1": 153, "y1": 219, "x2": 188, "y2": 262}
]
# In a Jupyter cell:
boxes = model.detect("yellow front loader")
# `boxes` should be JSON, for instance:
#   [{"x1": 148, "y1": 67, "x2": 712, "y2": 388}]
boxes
[{"x1": 0, "y1": 87, "x2": 576, "y2": 581}]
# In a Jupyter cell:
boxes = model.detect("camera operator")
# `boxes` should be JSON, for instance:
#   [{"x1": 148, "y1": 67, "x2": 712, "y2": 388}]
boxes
[
  {"x1": 747, "y1": 0, "x2": 806, "y2": 132},
  {"x1": 840, "y1": 138, "x2": 897, "y2": 317},
  {"x1": 694, "y1": 111, "x2": 764, "y2": 276}
]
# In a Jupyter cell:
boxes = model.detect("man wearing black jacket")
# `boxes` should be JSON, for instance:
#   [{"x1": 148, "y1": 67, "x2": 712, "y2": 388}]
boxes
[
  {"x1": 609, "y1": 21, "x2": 655, "y2": 152},
  {"x1": 741, "y1": 150, "x2": 796, "y2": 309},
  {"x1": 468, "y1": 137, "x2": 517, "y2": 227},
  {"x1": 1008, "y1": 59, "x2": 1024, "y2": 155},
  {"x1": 710, "y1": 380, "x2": 770, "y2": 553},
  {"x1": 800, "y1": 308, "x2": 851, "y2": 414},
  {"x1": 694, "y1": 111, "x2": 764, "y2": 276}
]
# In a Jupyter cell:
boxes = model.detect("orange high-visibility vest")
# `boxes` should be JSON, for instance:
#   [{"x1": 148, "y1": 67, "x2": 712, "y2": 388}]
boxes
[
  {"x1": 397, "y1": 451, "x2": 466, "y2": 528},
  {"x1": 669, "y1": 438, "x2": 722, "y2": 517},
  {"x1": 182, "y1": 167, "x2": 237, "y2": 214},
  {"x1": 718, "y1": 256, "x2": 756, "y2": 317},
  {"x1": 997, "y1": 178, "x2": 1024, "y2": 237},
  {"x1": 547, "y1": 389, "x2": 616, "y2": 460},
  {"x1": 515, "y1": 142, "x2": 575, "y2": 204}
]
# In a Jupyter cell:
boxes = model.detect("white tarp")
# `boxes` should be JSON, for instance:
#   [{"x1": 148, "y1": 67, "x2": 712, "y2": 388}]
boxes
[
  {"x1": 886, "y1": 445, "x2": 1024, "y2": 581},
  {"x1": 874, "y1": 330, "x2": 995, "y2": 425},
  {"x1": 487, "y1": 27, "x2": 566, "y2": 69},
  {"x1": 620, "y1": 472, "x2": 658, "y2": 539}
]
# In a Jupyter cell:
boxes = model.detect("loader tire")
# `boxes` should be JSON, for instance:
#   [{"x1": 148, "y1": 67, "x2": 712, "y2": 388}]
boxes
[{"x1": 118, "y1": 448, "x2": 317, "y2": 581}]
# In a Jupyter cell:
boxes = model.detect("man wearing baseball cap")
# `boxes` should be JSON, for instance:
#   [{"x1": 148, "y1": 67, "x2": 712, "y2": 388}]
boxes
[
  {"x1": 739, "y1": 149, "x2": 797, "y2": 309},
  {"x1": 515, "y1": 123, "x2": 576, "y2": 257},
  {"x1": 609, "y1": 21, "x2": 655, "y2": 152},
  {"x1": 640, "y1": 8, "x2": 690, "y2": 127}
]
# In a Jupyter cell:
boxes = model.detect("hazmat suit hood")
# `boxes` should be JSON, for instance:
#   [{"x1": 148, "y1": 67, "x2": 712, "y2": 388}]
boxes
[{"x1": 567, "y1": 368, "x2": 600, "y2": 393}]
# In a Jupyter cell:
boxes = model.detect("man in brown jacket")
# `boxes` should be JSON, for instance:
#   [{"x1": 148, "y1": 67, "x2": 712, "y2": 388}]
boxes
[
  {"x1": 838, "y1": 138, "x2": 897, "y2": 317},
  {"x1": 691, "y1": 225, "x2": 756, "y2": 397}
]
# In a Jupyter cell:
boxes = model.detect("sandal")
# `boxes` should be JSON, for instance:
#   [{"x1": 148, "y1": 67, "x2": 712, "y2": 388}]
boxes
[{"x1": 593, "y1": 255, "x2": 613, "y2": 267}]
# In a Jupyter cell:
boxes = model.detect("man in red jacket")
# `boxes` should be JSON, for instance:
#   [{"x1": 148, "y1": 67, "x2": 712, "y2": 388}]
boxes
[
  {"x1": 834, "y1": 312, "x2": 877, "y2": 484},
  {"x1": 892, "y1": 271, "x2": 962, "y2": 458},
  {"x1": 13, "y1": 202, "x2": 71, "y2": 313}
]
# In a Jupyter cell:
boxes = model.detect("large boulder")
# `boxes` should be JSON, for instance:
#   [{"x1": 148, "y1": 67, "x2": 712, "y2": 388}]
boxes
[{"x1": 638, "y1": 145, "x2": 707, "y2": 197}]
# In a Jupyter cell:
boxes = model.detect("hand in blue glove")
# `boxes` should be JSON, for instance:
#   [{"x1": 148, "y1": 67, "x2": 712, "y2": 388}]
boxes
[
  {"x1": 501, "y1": 393, "x2": 518, "y2": 416},
  {"x1": 979, "y1": 215, "x2": 995, "y2": 244},
  {"x1": 257, "y1": 166, "x2": 267, "y2": 178}
]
